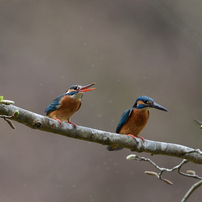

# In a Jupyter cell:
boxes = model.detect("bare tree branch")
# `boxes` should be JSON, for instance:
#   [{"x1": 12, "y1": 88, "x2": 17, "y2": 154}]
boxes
[
  {"x1": 127, "y1": 155, "x2": 202, "y2": 182},
  {"x1": 0, "y1": 103, "x2": 202, "y2": 164},
  {"x1": 127, "y1": 154, "x2": 202, "y2": 200},
  {"x1": 181, "y1": 180, "x2": 202, "y2": 202},
  {"x1": 127, "y1": 154, "x2": 178, "y2": 184}
]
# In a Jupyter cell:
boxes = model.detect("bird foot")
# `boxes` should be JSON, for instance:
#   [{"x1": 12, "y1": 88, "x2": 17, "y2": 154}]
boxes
[
  {"x1": 54, "y1": 117, "x2": 62, "y2": 125},
  {"x1": 127, "y1": 134, "x2": 145, "y2": 142},
  {"x1": 137, "y1": 136, "x2": 145, "y2": 142},
  {"x1": 68, "y1": 120, "x2": 77, "y2": 128}
]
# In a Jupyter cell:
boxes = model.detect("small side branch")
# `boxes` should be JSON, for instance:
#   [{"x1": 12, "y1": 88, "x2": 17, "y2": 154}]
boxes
[
  {"x1": 178, "y1": 165, "x2": 202, "y2": 180},
  {"x1": 0, "y1": 114, "x2": 16, "y2": 129},
  {"x1": 0, "y1": 97, "x2": 18, "y2": 129},
  {"x1": 194, "y1": 120, "x2": 202, "y2": 130},
  {"x1": 127, "y1": 154, "x2": 202, "y2": 201},
  {"x1": 181, "y1": 180, "x2": 202, "y2": 202},
  {"x1": 127, "y1": 155, "x2": 202, "y2": 182},
  {"x1": 127, "y1": 155, "x2": 189, "y2": 185}
]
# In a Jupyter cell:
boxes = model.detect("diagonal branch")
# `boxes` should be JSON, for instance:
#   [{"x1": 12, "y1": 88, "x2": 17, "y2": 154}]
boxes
[
  {"x1": 0, "y1": 103, "x2": 202, "y2": 164},
  {"x1": 181, "y1": 180, "x2": 202, "y2": 202}
]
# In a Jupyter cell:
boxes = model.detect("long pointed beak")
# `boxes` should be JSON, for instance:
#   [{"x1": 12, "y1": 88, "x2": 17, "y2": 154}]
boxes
[
  {"x1": 79, "y1": 82, "x2": 96, "y2": 92},
  {"x1": 150, "y1": 102, "x2": 168, "y2": 112}
]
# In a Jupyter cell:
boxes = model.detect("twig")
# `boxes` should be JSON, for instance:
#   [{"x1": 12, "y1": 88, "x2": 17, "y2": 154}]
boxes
[
  {"x1": 194, "y1": 120, "x2": 202, "y2": 129},
  {"x1": 127, "y1": 154, "x2": 202, "y2": 200},
  {"x1": 178, "y1": 163, "x2": 202, "y2": 180},
  {"x1": 181, "y1": 180, "x2": 202, "y2": 202},
  {"x1": 0, "y1": 114, "x2": 17, "y2": 129},
  {"x1": 127, "y1": 155, "x2": 202, "y2": 183},
  {"x1": 127, "y1": 155, "x2": 190, "y2": 184},
  {"x1": 0, "y1": 97, "x2": 17, "y2": 129}
]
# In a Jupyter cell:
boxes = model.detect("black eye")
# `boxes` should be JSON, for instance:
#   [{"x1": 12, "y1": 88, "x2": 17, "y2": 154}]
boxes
[
  {"x1": 73, "y1": 86, "x2": 81, "y2": 90},
  {"x1": 143, "y1": 100, "x2": 149, "y2": 104}
]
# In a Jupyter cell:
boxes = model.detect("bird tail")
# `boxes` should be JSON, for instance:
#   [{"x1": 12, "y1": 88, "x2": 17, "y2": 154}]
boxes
[{"x1": 107, "y1": 146, "x2": 123, "y2": 151}]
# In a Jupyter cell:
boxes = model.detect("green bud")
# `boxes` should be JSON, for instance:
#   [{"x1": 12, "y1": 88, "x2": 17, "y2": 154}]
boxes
[{"x1": 14, "y1": 110, "x2": 19, "y2": 117}]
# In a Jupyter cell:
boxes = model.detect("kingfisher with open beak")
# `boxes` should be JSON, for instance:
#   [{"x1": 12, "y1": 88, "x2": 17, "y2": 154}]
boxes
[
  {"x1": 45, "y1": 83, "x2": 96, "y2": 128},
  {"x1": 107, "y1": 96, "x2": 168, "y2": 151}
]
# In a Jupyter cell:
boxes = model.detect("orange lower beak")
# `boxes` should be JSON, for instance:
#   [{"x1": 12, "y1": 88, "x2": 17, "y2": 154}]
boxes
[{"x1": 79, "y1": 82, "x2": 96, "y2": 92}]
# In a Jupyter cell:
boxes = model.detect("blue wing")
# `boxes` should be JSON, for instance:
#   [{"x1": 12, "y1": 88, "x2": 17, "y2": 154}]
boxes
[
  {"x1": 116, "y1": 108, "x2": 133, "y2": 133},
  {"x1": 45, "y1": 94, "x2": 65, "y2": 115}
]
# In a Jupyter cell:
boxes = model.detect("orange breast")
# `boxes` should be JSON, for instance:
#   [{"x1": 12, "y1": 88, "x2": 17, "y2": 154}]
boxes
[
  {"x1": 48, "y1": 96, "x2": 81, "y2": 121},
  {"x1": 119, "y1": 109, "x2": 149, "y2": 136}
]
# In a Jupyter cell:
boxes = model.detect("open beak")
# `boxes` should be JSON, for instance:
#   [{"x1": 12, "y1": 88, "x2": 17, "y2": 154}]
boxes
[
  {"x1": 79, "y1": 82, "x2": 96, "y2": 92},
  {"x1": 150, "y1": 102, "x2": 168, "y2": 112}
]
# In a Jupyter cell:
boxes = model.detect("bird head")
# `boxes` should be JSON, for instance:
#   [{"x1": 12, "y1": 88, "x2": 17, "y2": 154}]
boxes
[
  {"x1": 65, "y1": 82, "x2": 96, "y2": 100},
  {"x1": 133, "y1": 96, "x2": 168, "y2": 112}
]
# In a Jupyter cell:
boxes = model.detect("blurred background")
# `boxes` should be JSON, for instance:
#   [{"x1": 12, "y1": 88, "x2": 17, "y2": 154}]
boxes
[{"x1": 0, "y1": 0, "x2": 202, "y2": 201}]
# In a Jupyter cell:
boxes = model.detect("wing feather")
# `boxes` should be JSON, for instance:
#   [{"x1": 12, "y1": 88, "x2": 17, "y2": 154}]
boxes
[
  {"x1": 45, "y1": 94, "x2": 65, "y2": 115},
  {"x1": 116, "y1": 108, "x2": 133, "y2": 133}
]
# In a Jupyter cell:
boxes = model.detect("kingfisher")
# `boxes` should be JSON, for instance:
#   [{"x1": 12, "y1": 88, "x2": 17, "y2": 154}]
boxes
[
  {"x1": 107, "y1": 96, "x2": 168, "y2": 151},
  {"x1": 45, "y1": 83, "x2": 96, "y2": 128}
]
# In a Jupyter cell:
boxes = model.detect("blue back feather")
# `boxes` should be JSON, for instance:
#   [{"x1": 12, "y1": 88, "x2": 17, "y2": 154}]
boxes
[
  {"x1": 116, "y1": 108, "x2": 133, "y2": 133},
  {"x1": 45, "y1": 94, "x2": 65, "y2": 115}
]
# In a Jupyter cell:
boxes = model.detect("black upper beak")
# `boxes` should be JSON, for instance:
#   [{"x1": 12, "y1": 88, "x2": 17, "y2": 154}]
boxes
[{"x1": 150, "y1": 102, "x2": 168, "y2": 112}]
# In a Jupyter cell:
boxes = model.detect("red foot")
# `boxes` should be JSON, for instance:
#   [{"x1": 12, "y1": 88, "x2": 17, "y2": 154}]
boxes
[
  {"x1": 127, "y1": 134, "x2": 145, "y2": 142},
  {"x1": 137, "y1": 135, "x2": 145, "y2": 142},
  {"x1": 54, "y1": 117, "x2": 62, "y2": 124},
  {"x1": 68, "y1": 120, "x2": 77, "y2": 128}
]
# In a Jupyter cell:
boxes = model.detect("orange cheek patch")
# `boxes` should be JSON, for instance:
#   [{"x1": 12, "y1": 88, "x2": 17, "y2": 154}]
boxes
[
  {"x1": 66, "y1": 89, "x2": 77, "y2": 94},
  {"x1": 137, "y1": 101, "x2": 144, "y2": 106}
]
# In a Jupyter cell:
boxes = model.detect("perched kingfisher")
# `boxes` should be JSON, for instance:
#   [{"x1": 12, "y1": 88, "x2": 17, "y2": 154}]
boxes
[
  {"x1": 107, "y1": 96, "x2": 168, "y2": 151},
  {"x1": 45, "y1": 83, "x2": 96, "y2": 128}
]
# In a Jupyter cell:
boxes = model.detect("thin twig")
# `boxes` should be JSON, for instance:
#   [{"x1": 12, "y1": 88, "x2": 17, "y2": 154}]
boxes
[
  {"x1": 178, "y1": 161, "x2": 202, "y2": 180},
  {"x1": 0, "y1": 112, "x2": 18, "y2": 129},
  {"x1": 127, "y1": 155, "x2": 202, "y2": 184},
  {"x1": 181, "y1": 180, "x2": 202, "y2": 202},
  {"x1": 127, "y1": 154, "x2": 202, "y2": 200},
  {"x1": 194, "y1": 120, "x2": 202, "y2": 129},
  {"x1": 127, "y1": 155, "x2": 188, "y2": 184}
]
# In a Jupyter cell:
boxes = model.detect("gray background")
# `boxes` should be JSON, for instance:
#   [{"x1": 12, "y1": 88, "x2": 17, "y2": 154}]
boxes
[{"x1": 1, "y1": 0, "x2": 202, "y2": 201}]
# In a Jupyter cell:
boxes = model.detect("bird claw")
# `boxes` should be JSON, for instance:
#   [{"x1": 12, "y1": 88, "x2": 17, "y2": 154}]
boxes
[
  {"x1": 127, "y1": 134, "x2": 136, "y2": 139},
  {"x1": 127, "y1": 134, "x2": 145, "y2": 142},
  {"x1": 54, "y1": 118, "x2": 77, "y2": 128},
  {"x1": 137, "y1": 136, "x2": 145, "y2": 142},
  {"x1": 68, "y1": 120, "x2": 77, "y2": 128},
  {"x1": 54, "y1": 117, "x2": 62, "y2": 125}
]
